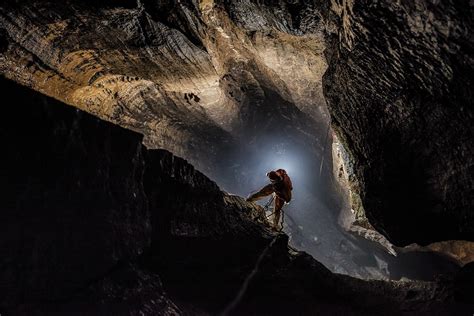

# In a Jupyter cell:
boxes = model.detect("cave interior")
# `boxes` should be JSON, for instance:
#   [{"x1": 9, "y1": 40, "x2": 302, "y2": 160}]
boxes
[{"x1": 0, "y1": 0, "x2": 473, "y2": 315}]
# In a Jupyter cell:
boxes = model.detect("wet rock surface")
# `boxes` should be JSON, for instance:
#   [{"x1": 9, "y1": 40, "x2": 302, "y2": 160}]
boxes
[{"x1": 1, "y1": 77, "x2": 471, "y2": 315}]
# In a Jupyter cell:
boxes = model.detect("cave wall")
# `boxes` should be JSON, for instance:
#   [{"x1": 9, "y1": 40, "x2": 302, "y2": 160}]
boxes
[{"x1": 323, "y1": 0, "x2": 474, "y2": 245}]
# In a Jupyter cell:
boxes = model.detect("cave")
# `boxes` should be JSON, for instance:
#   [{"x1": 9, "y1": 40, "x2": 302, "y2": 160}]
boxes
[{"x1": 0, "y1": 0, "x2": 473, "y2": 315}]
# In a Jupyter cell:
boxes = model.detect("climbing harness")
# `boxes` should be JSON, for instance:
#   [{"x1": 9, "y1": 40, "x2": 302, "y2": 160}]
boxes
[
  {"x1": 260, "y1": 195, "x2": 285, "y2": 231},
  {"x1": 263, "y1": 195, "x2": 274, "y2": 216}
]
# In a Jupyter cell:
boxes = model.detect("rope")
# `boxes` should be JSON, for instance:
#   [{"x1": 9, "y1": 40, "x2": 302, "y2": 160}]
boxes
[
  {"x1": 280, "y1": 209, "x2": 285, "y2": 231},
  {"x1": 263, "y1": 195, "x2": 274, "y2": 212},
  {"x1": 223, "y1": 172, "x2": 292, "y2": 313},
  {"x1": 261, "y1": 195, "x2": 286, "y2": 232},
  {"x1": 265, "y1": 208, "x2": 284, "y2": 230},
  {"x1": 220, "y1": 203, "x2": 284, "y2": 316},
  {"x1": 219, "y1": 234, "x2": 280, "y2": 316}
]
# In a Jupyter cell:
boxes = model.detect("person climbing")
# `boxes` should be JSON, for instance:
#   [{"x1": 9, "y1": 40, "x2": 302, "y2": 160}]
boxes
[{"x1": 246, "y1": 169, "x2": 293, "y2": 230}]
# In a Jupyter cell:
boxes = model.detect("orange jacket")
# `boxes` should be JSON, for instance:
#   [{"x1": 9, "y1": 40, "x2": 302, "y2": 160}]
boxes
[{"x1": 271, "y1": 169, "x2": 292, "y2": 203}]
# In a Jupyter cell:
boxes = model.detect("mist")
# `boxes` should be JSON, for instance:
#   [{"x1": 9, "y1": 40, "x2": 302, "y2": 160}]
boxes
[{"x1": 211, "y1": 113, "x2": 460, "y2": 281}]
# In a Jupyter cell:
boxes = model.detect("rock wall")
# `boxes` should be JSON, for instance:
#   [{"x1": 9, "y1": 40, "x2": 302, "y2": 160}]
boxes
[{"x1": 323, "y1": 0, "x2": 474, "y2": 245}]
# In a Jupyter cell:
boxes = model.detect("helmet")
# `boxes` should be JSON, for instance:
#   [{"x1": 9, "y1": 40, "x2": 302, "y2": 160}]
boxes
[{"x1": 267, "y1": 171, "x2": 281, "y2": 182}]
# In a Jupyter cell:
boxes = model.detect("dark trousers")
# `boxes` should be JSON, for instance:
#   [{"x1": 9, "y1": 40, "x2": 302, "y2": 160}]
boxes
[{"x1": 247, "y1": 184, "x2": 284, "y2": 229}]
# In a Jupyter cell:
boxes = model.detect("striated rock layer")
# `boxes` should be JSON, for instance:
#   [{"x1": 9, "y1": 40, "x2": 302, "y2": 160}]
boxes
[
  {"x1": 323, "y1": 0, "x2": 474, "y2": 245},
  {"x1": 1, "y1": 76, "x2": 471, "y2": 316},
  {"x1": 0, "y1": 0, "x2": 330, "y2": 192}
]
